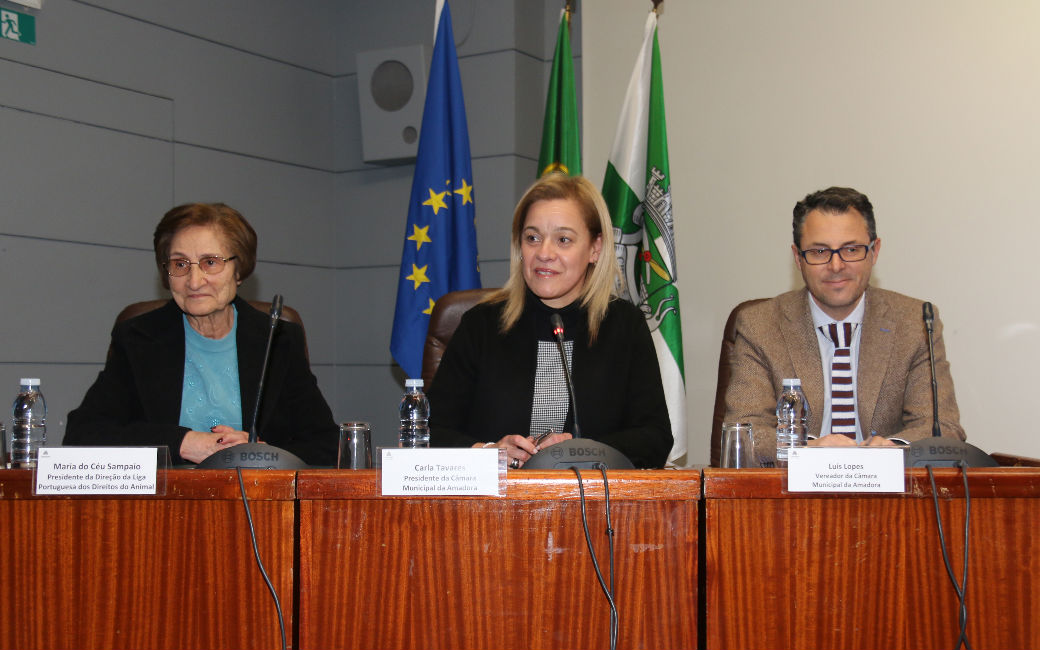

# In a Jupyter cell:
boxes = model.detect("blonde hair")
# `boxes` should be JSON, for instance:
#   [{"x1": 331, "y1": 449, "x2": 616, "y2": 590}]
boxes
[{"x1": 486, "y1": 174, "x2": 621, "y2": 341}]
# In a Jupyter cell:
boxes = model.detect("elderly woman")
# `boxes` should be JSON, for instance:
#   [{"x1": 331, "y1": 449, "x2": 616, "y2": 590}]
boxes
[
  {"x1": 428, "y1": 174, "x2": 671, "y2": 468},
  {"x1": 65, "y1": 203, "x2": 337, "y2": 466}
]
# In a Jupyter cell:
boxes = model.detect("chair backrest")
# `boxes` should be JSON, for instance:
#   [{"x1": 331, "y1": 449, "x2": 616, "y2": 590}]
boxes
[
  {"x1": 710, "y1": 298, "x2": 767, "y2": 467},
  {"x1": 113, "y1": 299, "x2": 308, "y2": 360},
  {"x1": 421, "y1": 288, "x2": 497, "y2": 388}
]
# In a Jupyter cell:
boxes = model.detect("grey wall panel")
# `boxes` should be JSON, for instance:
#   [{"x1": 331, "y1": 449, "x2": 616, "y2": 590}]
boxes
[
  {"x1": 334, "y1": 0, "x2": 432, "y2": 72},
  {"x1": 165, "y1": 43, "x2": 334, "y2": 168},
  {"x1": 335, "y1": 165, "x2": 416, "y2": 265},
  {"x1": 243, "y1": 263, "x2": 337, "y2": 365},
  {"x1": 334, "y1": 265, "x2": 398, "y2": 366},
  {"x1": 0, "y1": 236, "x2": 159, "y2": 363},
  {"x1": 6, "y1": 0, "x2": 334, "y2": 169},
  {"x1": 85, "y1": 0, "x2": 340, "y2": 74},
  {"x1": 173, "y1": 145, "x2": 339, "y2": 267},
  {"x1": 0, "y1": 59, "x2": 172, "y2": 139},
  {"x1": 472, "y1": 155, "x2": 526, "y2": 262},
  {"x1": 0, "y1": 109, "x2": 172, "y2": 247},
  {"x1": 476, "y1": 259, "x2": 509, "y2": 292},
  {"x1": 460, "y1": 51, "x2": 544, "y2": 161},
  {"x1": 332, "y1": 74, "x2": 364, "y2": 172}
]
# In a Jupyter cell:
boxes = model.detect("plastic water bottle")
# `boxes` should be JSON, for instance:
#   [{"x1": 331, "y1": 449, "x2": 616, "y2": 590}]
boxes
[
  {"x1": 398, "y1": 379, "x2": 430, "y2": 448},
  {"x1": 775, "y1": 378, "x2": 809, "y2": 467},
  {"x1": 11, "y1": 378, "x2": 46, "y2": 469}
]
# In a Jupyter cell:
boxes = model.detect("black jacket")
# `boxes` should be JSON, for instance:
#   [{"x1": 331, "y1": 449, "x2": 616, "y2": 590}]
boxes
[
  {"x1": 428, "y1": 294, "x2": 672, "y2": 468},
  {"x1": 65, "y1": 297, "x2": 337, "y2": 465}
]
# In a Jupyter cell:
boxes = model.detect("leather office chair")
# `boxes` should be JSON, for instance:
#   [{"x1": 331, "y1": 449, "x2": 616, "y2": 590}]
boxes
[
  {"x1": 421, "y1": 288, "x2": 497, "y2": 388},
  {"x1": 710, "y1": 298, "x2": 766, "y2": 467},
  {"x1": 113, "y1": 299, "x2": 308, "y2": 359}
]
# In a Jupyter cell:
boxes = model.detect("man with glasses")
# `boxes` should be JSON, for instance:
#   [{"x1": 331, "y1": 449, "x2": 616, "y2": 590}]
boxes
[{"x1": 724, "y1": 186, "x2": 964, "y2": 460}]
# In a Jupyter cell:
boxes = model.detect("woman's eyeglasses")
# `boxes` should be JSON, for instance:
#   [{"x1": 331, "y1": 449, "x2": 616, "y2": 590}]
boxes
[{"x1": 163, "y1": 255, "x2": 237, "y2": 277}]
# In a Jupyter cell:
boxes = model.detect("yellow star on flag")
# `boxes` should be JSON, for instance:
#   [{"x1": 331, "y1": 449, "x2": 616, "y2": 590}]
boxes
[
  {"x1": 422, "y1": 188, "x2": 449, "y2": 215},
  {"x1": 405, "y1": 264, "x2": 430, "y2": 290},
  {"x1": 454, "y1": 178, "x2": 473, "y2": 205},
  {"x1": 422, "y1": 298, "x2": 436, "y2": 315},
  {"x1": 407, "y1": 224, "x2": 432, "y2": 251}
]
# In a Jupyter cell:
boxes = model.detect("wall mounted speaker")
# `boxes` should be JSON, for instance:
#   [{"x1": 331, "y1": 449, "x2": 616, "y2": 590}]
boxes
[{"x1": 356, "y1": 45, "x2": 428, "y2": 163}]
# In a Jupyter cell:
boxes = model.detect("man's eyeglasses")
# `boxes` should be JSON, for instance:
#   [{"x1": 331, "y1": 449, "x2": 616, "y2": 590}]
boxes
[
  {"x1": 798, "y1": 241, "x2": 875, "y2": 265},
  {"x1": 163, "y1": 255, "x2": 238, "y2": 277}
]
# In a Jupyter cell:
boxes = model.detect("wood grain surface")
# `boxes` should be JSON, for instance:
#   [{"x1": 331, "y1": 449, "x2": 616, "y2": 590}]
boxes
[
  {"x1": 0, "y1": 469, "x2": 296, "y2": 650},
  {"x1": 297, "y1": 469, "x2": 700, "y2": 650},
  {"x1": 703, "y1": 468, "x2": 1040, "y2": 650}
]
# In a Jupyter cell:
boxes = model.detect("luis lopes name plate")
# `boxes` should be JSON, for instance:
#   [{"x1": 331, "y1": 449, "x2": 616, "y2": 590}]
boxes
[{"x1": 787, "y1": 446, "x2": 905, "y2": 493}]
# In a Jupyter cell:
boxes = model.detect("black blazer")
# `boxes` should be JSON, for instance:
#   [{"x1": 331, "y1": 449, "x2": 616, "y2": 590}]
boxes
[
  {"x1": 428, "y1": 295, "x2": 672, "y2": 469},
  {"x1": 65, "y1": 297, "x2": 337, "y2": 465}
]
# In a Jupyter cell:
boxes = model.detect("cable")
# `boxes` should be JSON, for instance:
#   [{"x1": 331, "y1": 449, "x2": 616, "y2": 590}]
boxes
[
  {"x1": 600, "y1": 465, "x2": 619, "y2": 649},
  {"x1": 573, "y1": 466, "x2": 619, "y2": 650},
  {"x1": 926, "y1": 463, "x2": 974, "y2": 650},
  {"x1": 236, "y1": 467, "x2": 288, "y2": 650}
]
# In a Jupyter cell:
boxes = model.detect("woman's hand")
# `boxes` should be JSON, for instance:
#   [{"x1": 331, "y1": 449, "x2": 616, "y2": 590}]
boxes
[
  {"x1": 179, "y1": 425, "x2": 250, "y2": 464},
  {"x1": 471, "y1": 431, "x2": 573, "y2": 468}
]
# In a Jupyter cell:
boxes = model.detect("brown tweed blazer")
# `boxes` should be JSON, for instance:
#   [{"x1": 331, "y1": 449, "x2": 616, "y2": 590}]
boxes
[{"x1": 723, "y1": 287, "x2": 965, "y2": 461}]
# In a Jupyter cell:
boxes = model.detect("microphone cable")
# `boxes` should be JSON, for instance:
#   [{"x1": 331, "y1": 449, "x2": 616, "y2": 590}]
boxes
[
  {"x1": 236, "y1": 467, "x2": 288, "y2": 650},
  {"x1": 573, "y1": 466, "x2": 619, "y2": 650},
  {"x1": 926, "y1": 462, "x2": 974, "y2": 650}
]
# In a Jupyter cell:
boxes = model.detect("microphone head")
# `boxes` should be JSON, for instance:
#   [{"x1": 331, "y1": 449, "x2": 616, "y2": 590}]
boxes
[
  {"x1": 922, "y1": 301, "x2": 933, "y2": 323},
  {"x1": 549, "y1": 313, "x2": 564, "y2": 338},
  {"x1": 270, "y1": 294, "x2": 284, "y2": 319}
]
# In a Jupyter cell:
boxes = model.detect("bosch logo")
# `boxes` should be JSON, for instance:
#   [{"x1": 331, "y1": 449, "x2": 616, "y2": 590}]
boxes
[
  {"x1": 567, "y1": 446, "x2": 606, "y2": 457},
  {"x1": 239, "y1": 451, "x2": 280, "y2": 462},
  {"x1": 928, "y1": 445, "x2": 966, "y2": 456}
]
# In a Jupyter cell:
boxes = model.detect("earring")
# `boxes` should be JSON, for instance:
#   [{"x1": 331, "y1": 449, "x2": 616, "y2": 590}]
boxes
[{"x1": 519, "y1": 255, "x2": 524, "y2": 261}]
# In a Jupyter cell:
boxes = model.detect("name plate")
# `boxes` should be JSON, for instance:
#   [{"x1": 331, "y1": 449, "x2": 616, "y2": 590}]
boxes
[
  {"x1": 35, "y1": 447, "x2": 164, "y2": 495},
  {"x1": 381, "y1": 447, "x2": 502, "y2": 496},
  {"x1": 787, "y1": 447, "x2": 905, "y2": 493}
]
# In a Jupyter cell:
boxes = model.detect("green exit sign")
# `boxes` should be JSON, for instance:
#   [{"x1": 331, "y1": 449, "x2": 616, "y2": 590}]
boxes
[{"x1": 1, "y1": 8, "x2": 36, "y2": 45}]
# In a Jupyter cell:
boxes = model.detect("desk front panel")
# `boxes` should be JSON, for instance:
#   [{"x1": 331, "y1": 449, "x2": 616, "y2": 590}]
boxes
[
  {"x1": 703, "y1": 468, "x2": 1040, "y2": 650},
  {"x1": 0, "y1": 469, "x2": 296, "y2": 650},
  {"x1": 297, "y1": 469, "x2": 699, "y2": 650}
]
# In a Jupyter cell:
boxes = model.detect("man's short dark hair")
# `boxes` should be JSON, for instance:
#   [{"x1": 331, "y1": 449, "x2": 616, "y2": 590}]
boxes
[{"x1": 792, "y1": 187, "x2": 876, "y2": 247}]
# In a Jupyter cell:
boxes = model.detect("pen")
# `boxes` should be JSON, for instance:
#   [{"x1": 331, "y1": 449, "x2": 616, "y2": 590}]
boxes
[{"x1": 533, "y1": 430, "x2": 554, "y2": 447}]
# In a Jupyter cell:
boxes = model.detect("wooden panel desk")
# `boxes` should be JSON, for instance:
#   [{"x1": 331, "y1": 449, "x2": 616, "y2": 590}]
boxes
[
  {"x1": 0, "y1": 469, "x2": 296, "y2": 650},
  {"x1": 296, "y1": 469, "x2": 699, "y2": 650},
  {"x1": 703, "y1": 468, "x2": 1040, "y2": 650}
]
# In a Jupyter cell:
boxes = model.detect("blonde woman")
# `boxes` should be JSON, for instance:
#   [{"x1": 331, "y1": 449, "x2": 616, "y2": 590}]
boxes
[{"x1": 428, "y1": 174, "x2": 671, "y2": 468}]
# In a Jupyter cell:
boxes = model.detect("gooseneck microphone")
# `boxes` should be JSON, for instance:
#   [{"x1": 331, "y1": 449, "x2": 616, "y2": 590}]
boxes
[
  {"x1": 906, "y1": 301, "x2": 997, "y2": 468},
  {"x1": 550, "y1": 313, "x2": 581, "y2": 438},
  {"x1": 922, "y1": 302, "x2": 942, "y2": 438},
  {"x1": 196, "y1": 294, "x2": 307, "y2": 470},
  {"x1": 249, "y1": 295, "x2": 283, "y2": 443}
]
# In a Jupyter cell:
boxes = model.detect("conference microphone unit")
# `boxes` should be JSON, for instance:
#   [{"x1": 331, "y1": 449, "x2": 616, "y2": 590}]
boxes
[
  {"x1": 523, "y1": 314, "x2": 634, "y2": 470},
  {"x1": 905, "y1": 301, "x2": 996, "y2": 468},
  {"x1": 197, "y1": 295, "x2": 308, "y2": 470}
]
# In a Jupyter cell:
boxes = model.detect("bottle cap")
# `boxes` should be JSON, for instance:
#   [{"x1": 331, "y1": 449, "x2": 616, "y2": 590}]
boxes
[
  {"x1": 20, "y1": 378, "x2": 40, "y2": 387},
  {"x1": 782, "y1": 378, "x2": 801, "y2": 387},
  {"x1": 405, "y1": 378, "x2": 424, "y2": 388}
]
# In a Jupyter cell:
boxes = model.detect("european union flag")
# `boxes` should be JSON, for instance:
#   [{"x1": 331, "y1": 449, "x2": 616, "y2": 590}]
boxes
[{"x1": 390, "y1": 1, "x2": 480, "y2": 380}]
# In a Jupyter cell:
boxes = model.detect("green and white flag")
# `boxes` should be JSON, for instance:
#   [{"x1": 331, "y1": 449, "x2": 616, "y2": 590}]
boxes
[
  {"x1": 537, "y1": 7, "x2": 581, "y2": 177},
  {"x1": 602, "y1": 10, "x2": 686, "y2": 465}
]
